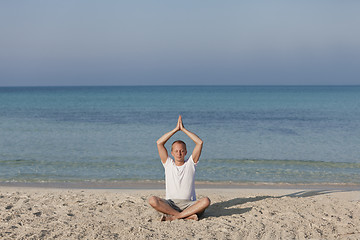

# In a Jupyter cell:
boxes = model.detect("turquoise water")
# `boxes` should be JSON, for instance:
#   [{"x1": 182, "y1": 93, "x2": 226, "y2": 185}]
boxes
[{"x1": 1, "y1": 86, "x2": 359, "y2": 184}]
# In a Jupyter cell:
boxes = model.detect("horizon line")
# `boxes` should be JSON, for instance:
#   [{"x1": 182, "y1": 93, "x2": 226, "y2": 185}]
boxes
[{"x1": 1, "y1": 84, "x2": 360, "y2": 88}]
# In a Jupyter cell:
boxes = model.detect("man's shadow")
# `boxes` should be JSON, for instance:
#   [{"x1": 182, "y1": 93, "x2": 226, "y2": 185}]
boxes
[
  {"x1": 204, "y1": 196, "x2": 267, "y2": 218},
  {"x1": 202, "y1": 189, "x2": 349, "y2": 218}
]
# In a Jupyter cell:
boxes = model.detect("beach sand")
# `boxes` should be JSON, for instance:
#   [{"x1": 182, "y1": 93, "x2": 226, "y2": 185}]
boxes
[{"x1": 1, "y1": 186, "x2": 360, "y2": 239}]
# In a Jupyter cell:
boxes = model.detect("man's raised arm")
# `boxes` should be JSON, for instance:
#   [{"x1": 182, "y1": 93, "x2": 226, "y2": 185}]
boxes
[
  {"x1": 156, "y1": 116, "x2": 182, "y2": 164},
  {"x1": 179, "y1": 116, "x2": 203, "y2": 164}
]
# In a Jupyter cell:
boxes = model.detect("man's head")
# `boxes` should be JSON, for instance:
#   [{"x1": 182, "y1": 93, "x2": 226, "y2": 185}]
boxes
[{"x1": 171, "y1": 140, "x2": 187, "y2": 162}]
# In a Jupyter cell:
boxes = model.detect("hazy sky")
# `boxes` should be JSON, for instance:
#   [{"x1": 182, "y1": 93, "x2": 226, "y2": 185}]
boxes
[{"x1": 1, "y1": 1, "x2": 359, "y2": 86}]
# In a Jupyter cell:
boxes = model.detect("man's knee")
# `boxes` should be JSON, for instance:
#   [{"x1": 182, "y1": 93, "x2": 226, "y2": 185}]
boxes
[
  {"x1": 200, "y1": 197, "x2": 211, "y2": 208},
  {"x1": 148, "y1": 196, "x2": 160, "y2": 207}
]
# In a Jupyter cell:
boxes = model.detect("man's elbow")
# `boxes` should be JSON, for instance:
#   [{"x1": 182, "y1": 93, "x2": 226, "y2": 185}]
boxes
[
  {"x1": 198, "y1": 140, "x2": 203, "y2": 146},
  {"x1": 156, "y1": 140, "x2": 164, "y2": 146}
]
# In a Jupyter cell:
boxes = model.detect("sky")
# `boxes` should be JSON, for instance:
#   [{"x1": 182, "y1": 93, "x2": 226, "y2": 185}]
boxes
[{"x1": 1, "y1": 1, "x2": 360, "y2": 86}]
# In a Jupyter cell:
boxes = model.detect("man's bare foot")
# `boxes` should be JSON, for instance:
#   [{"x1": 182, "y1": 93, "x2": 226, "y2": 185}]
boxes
[
  {"x1": 160, "y1": 213, "x2": 198, "y2": 221},
  {"x1": 185, "y1": 214, "x2": 198, "y2": 221}
]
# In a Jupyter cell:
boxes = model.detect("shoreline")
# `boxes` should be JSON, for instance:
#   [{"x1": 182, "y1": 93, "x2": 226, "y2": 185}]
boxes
[{"x1": 1, "y1": 180, "x2": 359, "y2": 190}]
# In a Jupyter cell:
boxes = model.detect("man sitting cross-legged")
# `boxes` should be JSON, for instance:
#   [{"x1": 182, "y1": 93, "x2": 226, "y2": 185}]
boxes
[{"x1": 148, "y1": 115, "x2": 210, "y2": 221}]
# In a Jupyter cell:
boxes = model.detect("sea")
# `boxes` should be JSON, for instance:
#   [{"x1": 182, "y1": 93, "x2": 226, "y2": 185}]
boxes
[{"x1": 1, "y1": 86, "x2": 360, "y2": 185}]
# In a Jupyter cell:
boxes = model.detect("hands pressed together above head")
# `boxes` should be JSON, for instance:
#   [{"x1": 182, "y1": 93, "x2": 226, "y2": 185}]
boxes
[
  {"x1": 175, "y1": 115, "x2": 185, "y2": 132},
  {"x1": 157, "y1": 115, "x2": 203, "y2": 164}
]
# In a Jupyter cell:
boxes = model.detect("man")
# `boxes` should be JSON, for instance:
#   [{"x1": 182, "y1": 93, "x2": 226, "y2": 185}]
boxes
[{"x1": 148, "y1": 115, "x2": 210, "y2": 221}]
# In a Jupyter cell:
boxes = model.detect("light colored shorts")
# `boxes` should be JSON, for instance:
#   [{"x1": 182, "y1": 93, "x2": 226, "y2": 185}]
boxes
[
  {"x1": 164, "y1": 199, "x2": 205, "y2": 218},
  {"x1": 164, "y1": 199, "x2": 196, "y2": 212}
]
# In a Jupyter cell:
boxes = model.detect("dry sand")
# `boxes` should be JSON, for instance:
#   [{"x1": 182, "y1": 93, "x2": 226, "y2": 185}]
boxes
[{"x1": 1, "y1": 186, "x2": 360, "y2": 239}]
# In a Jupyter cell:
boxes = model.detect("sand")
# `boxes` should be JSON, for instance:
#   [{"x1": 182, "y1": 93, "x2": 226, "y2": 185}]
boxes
[{"x1": 1, "y1": 186, "x2": 360, "y2": 240}]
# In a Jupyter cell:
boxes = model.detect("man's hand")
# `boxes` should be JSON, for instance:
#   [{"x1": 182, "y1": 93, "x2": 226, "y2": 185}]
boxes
[{"x1": 178, "y1": 115, "x2": 184, "y2": 131}]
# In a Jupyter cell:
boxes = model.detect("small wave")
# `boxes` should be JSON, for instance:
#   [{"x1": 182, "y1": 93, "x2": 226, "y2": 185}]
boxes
[
  {"x1": 204, "y1": 158, "x2": 360, "y2": 169},
  {"x1": 1, "y1": 157, "x2": 359, "y2": 184}
]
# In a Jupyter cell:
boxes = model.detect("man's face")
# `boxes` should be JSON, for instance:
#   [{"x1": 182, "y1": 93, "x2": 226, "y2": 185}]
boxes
[{"x1": 171, "y1": 142, "x2": 187, "y2": 162}]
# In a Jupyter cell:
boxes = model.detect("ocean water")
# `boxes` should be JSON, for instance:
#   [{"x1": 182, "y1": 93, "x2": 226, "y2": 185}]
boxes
[{"x1": 1, "y1": 86, "x2": 360, "y2": 184}]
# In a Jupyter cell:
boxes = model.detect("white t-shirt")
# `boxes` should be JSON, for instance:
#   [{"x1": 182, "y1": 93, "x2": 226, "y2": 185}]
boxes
[{"x1": 163, "y1": 155, "x2": 197, "y2": 201}]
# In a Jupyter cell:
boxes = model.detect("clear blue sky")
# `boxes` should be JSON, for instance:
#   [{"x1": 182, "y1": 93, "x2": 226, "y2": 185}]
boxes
[{"x1": 1, "y1": 1, "x2": 359, "y2": 86}]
